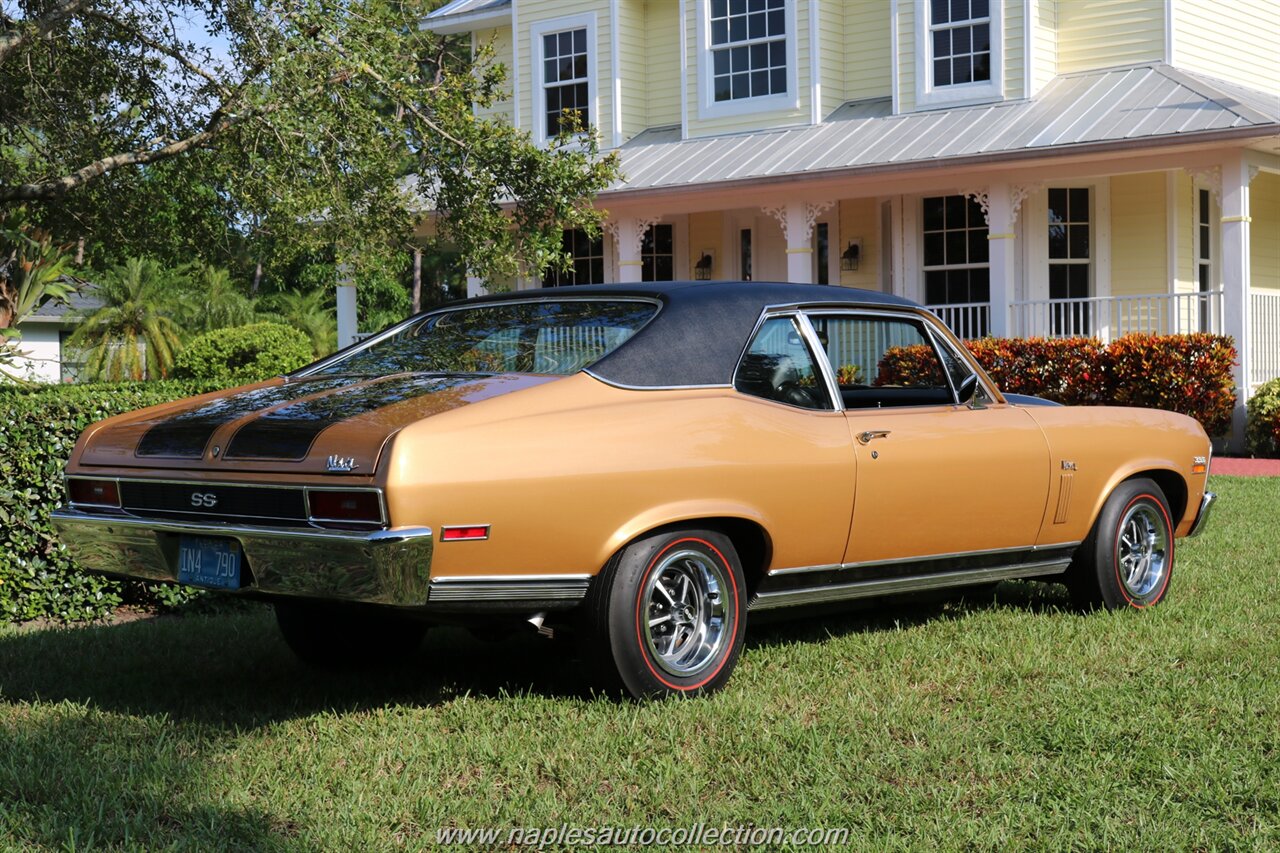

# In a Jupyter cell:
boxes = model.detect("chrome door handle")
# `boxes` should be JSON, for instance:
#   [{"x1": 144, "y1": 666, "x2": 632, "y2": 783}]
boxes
[{"x1": 857, "y1": 430, "x2": 891, "y2": 445}]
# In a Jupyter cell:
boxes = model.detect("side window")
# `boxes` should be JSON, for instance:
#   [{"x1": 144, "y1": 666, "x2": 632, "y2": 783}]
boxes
[
  {"x1": 734, "y1": 316, "x2": 832, "y2": 410},
  {"x1": 807, "y1": 314, "x2": 954, "y2": 409}
]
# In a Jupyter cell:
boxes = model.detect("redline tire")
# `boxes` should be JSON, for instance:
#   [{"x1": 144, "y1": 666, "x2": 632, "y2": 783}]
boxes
[
  {"x1": 585, "y1": 529, "x2": 747, "y2": 699},
  {"x1": 1068, "y1": 478, "x2": 1175, "y2": 611}
]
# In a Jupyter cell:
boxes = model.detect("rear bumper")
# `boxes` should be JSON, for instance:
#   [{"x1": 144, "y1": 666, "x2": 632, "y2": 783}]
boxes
[
  {"x1": 51, "y1": 507, "x2": 434, "y2": 606},
  {"x1": 1186, "y1": 491, "x2": 1217, "y2": 538}
]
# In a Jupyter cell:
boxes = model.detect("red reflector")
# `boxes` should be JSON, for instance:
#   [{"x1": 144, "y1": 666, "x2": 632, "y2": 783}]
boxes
[
  {"x1": 442, "y1": 525, "x2": 490, "y2": 541},
  {"x1": 308, "y1": 490, "x2": 382, "y2": 523},
  {"x1": 68, "y1": 478, "x2": 120, "y2": 507}
]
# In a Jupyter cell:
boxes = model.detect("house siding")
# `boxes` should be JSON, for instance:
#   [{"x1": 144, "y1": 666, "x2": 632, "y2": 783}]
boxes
[
  {"x1": 843, "y1": 0, "x2": 891, "y2": 103},
  {"x1": 818, "y1": 0, "x2": 844, "y2": 118},
  {"x1": 688, "y1": 211, "x2": 723, "y2": 278},
  {"x1": 619, "y1": 0, "x2": 648, "y2": 141},
  {"x1": 1172, "y1": 0, "x2": 1280, "y2": 93},
  {"x1": 1029, "y1": 0, "x2": 1057, "y2": 93},
  {"x1": 7, "y1": 325, "x2": 62, "y2": 383},
  {"x1": 1173, "y1": 170, "x2": 1195, "y2": 295},
  {"x1": 474, "y1": 26, "x2": 516, "y2": 123},
  {"x1": 685, "y1": 0, "x2": 811, "y2": 137},
  {"x1": 1003, "y1": 0, "x2": 1025, "y2": 101},
  {"x1": 837, "y1": 197, "x2": 878, "y2": 290},
  {"x1": 1253, "y1": 171, "x2": 1280, "y2": 292},
  {"x1": 896, "y1": 0, "x2": 914, "y2": 112},
  {"x1": 1056, "y1": 0, "x2": 1164, "y2": 74},
  {"x1": 644, "y1": 0, "x2": 682, "y2": 129},
  {"x1": 1110, "y1": 172, "x2": 1168, "y2": 296}
]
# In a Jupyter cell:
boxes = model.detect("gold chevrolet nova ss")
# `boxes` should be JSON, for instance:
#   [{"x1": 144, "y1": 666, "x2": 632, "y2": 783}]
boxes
[{"x1": 53, "y1": 281, "x2": 1216, "y2": 698}]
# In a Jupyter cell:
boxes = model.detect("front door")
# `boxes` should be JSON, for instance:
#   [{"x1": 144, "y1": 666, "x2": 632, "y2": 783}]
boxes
[{"x1": 805, "y1": 311, "x2": 1051, "y2": 567}]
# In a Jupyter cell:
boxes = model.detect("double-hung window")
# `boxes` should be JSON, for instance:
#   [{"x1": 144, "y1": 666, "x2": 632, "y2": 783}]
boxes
[
  {"x1": 531, "y1": 15, "x2": 595, "y2": 145},
  {"x1": 915, "y1": 0, "x2": 1002, "y2": 108},
  {"x1": 698, "y1": 0, "x2": 795, "y2": 118},
  {"x1": 922, "y1": 195, "x2": 989, "y2": 338},
  {"x1": 1047, "y1": 188, "x2": 1091, "y2": 335}
]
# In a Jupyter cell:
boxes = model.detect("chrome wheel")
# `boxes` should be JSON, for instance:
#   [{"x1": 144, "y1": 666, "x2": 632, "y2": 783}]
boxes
[
  {"x1": 641, "y1": 549, "x2": 730, "y2": 677},
  {"x1": 1117, "y1": 502, "x2": 1169, "y2": 598}
]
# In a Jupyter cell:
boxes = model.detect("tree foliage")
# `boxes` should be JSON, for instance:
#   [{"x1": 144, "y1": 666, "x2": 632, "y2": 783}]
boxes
[
  {"x1": 0, "y1": 0, "x2": 620, "y2": 282},
  {"x1": 66, "y1": 257, "x2": 183, "y2": 380}
]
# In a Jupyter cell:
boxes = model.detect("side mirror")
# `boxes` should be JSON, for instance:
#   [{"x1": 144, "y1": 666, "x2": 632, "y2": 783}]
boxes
[{"x1": 956, "y1": 373, "x2": 979, "y2": 405}]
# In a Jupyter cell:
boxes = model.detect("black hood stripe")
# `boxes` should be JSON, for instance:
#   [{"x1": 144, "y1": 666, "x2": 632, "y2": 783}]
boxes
[
  {"x1": 136, "y1": 378, "x2": 354, "y2": 458},
  {"x1": 223, "y1": 374, "x2": 471, "y2": 460}
]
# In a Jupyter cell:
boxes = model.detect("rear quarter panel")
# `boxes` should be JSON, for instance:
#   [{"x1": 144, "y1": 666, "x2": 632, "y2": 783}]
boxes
[
  {"x1": 383, "y1": 373, "x2": 857, "y2": 578},
  {"x1": 1021, "y1": 405, "x2": 1210, "y2": 542}
]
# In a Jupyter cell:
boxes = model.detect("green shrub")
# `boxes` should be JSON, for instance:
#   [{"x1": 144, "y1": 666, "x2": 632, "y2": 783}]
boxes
[
  {"x1": 0, "y1": 380, "x2": 219, "y2": 622},
  {"x1": 1247, "y1": 377, "x2": 1280, "y2": 458},
  {"x1": 880, "y1": 334, "x2": 1237, "y2": 437},
  {"x1": 172, "y1": 322, "x2": 314, "y2": 385}
]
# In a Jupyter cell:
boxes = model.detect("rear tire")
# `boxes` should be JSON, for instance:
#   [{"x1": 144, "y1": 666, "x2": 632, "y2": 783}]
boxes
[
  {"x1": 274, "y1": 600, "x2": 429, "y2": 668},
  {"x1": 1067, "y1": 478, "x2": 1175, "y2": 610},
  {"x1": 583, "y1": 529, "x2": 747, "y2": 699}
]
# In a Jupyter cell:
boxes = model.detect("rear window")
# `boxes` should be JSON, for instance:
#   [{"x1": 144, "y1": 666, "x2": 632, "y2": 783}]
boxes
[{"x1": 310, "y1": 299, "x2": 659, "y2": 377}]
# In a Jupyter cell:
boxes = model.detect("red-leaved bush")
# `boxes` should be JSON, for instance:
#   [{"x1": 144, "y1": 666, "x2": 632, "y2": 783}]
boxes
[{"x1": 879, "y1": 334, "x2": 1237, "y2": 437}]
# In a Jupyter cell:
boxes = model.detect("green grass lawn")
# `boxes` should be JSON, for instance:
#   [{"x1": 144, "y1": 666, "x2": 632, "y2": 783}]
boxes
[{"x1": 1, "y1": 476, "x2": 1277, "y2": 851}]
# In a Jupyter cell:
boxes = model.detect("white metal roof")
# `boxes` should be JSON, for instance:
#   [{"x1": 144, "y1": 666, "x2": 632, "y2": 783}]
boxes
[{"x1": 608, "y1": 64, "x2": 1280, "y2": 196}]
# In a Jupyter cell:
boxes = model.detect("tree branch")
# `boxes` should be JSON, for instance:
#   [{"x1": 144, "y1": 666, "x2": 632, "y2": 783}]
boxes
[
  {"x1": 83, "y1": 9, "x2": 231, "y2": 98},
  {"x1": 0, "y1": 0, "x2": 96, "y2": 65}
]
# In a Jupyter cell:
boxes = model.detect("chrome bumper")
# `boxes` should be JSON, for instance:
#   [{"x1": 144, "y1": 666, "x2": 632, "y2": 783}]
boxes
[
  {"x1": 1187, "y1": 491, "x2": 1217, "y2": 538},
  {"x1": 51, "y1": 507, "x2": 434, "y2": 606}
]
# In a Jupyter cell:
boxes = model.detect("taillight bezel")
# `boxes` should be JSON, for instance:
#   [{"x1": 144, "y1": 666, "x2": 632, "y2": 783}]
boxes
[
  {"x1": 66, "y1": 476, "x2": 123, "y2": 509},
  {"x1": 304, "y1": 486, "x2": 387, "y2": 529}
]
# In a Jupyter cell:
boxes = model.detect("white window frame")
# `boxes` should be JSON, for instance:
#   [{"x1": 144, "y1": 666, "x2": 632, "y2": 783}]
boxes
[
  {"x1": 695, "y1": 0, "x2": 799, "y2": 120},
  {"x1": 913, "y1": 0, "x2": 1003, "y2": 110},
  {"x1": 1024, "y1": 180, "x2": 1112, "y2": 304},
  {"x1": 530, "y1": 13, "x2": 598, "y2": 147}
]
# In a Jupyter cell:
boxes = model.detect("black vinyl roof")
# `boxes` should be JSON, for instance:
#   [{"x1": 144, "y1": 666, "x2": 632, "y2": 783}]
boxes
[{"x1": 463, "y1": 280, "x2": 919, "y2": 389}]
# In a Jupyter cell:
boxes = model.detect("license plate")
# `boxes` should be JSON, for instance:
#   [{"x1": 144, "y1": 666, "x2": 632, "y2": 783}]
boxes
[{"x1": 177, "y1": 535, "x2": 242, "y2": 590}]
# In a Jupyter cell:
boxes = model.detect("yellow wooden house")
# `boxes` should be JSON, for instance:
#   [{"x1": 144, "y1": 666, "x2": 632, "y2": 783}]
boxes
[{"x1": 421, "y1": 0, "x2": 1280, "y2": 447}]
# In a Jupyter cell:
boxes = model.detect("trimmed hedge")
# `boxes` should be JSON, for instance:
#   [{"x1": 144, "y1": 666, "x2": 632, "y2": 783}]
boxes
[
  {"x1": 172, "y1": 322, "x2": 314, "y2": 385},
  {"x1": 0, "y1": 381, "x2": 220, "y2": 622},
  {"x1": 1247, "y1": 377, "x2": 1280, "y2": 458},
  {"x1": 880, "y1": 334, "x2": 1237, "y2": 437}
]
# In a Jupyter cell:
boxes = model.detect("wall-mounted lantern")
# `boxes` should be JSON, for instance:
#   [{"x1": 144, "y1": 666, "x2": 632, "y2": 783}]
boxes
[
  {"x1": 694, "y1": 251, "x2": 714, "y2": 280},
  {"x1": 841, "y1": 240, "x2": 862, "y2": 271}
]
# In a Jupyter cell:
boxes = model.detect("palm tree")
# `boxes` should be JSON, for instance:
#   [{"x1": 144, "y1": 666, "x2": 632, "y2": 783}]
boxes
[
  {"x1": 68, "y1": 257, "x2": 183, "y2": 380},
  {"x1": 259, "y1": 289, "x2": 336, "y2": 358},
  {"x1": 173, "y1": 264, "x2": 258, "y2": 333}
]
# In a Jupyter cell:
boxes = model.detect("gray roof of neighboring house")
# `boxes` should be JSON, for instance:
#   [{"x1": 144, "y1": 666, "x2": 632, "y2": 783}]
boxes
[
  {"x1": 608, "y1": 64, "x2": 1280, "y2": 196},
  {"x1": 422, "y1": 0, "x2": 511, "y2": 32},
  {"x1": 22, "y1": 282, "x2": 103, "y2": 324}
]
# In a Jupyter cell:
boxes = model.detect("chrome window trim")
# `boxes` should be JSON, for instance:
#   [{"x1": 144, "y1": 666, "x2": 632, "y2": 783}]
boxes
[
  {"x1": 796, "y1": 312, "x2": 844, "y2": 412},
  {"x1": 291, "y1": 295, "x2": 664, "y2": 380},
  {"x1": 766, "y1": 540, "x2": 1083, "y2": 576},
  {"x1": 580, "y1": 372, "x2": 734, "y2": 392},
  {"x1": 730, "y1": 309, "x2": 838, "y2": 413}
]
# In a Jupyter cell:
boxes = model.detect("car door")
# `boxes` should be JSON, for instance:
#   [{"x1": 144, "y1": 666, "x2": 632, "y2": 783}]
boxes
[
  {"x1": 729, "y1": 313, "x2": 858, "y2": 571},
  {"x1": 804, "y1": 310, "x2": 1051, "y2": 568}
]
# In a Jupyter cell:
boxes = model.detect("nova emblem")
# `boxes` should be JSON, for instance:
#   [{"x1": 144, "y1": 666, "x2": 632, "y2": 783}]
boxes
[
  {"x1": 191, "y1": 492, "x2": 218, "y2": 508},
  {"x1": 327, "y1": 455, "x2": 359, "y2": 472}
]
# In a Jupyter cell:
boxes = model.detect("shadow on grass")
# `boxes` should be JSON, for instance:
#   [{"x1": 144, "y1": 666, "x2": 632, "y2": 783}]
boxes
[{"x1": 1, "y1": 580, "x2": 1073, "y2": 726}]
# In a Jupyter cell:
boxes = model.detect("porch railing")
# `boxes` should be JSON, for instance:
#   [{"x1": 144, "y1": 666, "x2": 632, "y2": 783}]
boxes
[
  {"x1": 1010, "y1": 290, "x2": 1224, "y2": 342},
  {"x1": 1254, "y1": 289, "x2": 1280, "y2": 386},
  {"x1": 926, "y1": 302, "x2": 991, "y2": 340}
]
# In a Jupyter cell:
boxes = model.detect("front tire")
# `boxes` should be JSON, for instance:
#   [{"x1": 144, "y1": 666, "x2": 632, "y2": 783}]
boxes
[
  {"x1": 274, "y1": 600, "x2": 429, "y2": 668},
  {"x1": 1068, "y1": 478, "x2": 1175, "y2": 610},
  {"x1": 585, "y1": 529, "x2": 747, "y2": 699}
]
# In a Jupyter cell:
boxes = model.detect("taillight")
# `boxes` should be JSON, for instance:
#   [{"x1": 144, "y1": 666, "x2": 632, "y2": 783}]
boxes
[
  {"x1": 68, "y1": 478, "x2": 120, "y2": 507},
  {"x1": 307, "y1": 489, "x2": 383, "y2": 527}
]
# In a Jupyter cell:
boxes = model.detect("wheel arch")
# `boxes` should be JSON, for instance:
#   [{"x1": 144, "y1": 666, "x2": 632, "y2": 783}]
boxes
[
  {"x1": 599, "y1": 510, "x2": 774, "y2": 596},
  {"x1": 1088, "y1": 465, "x2": 1189, "y2": 534}
]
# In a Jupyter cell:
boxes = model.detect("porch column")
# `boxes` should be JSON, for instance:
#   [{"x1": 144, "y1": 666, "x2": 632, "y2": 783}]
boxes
[
  {"x1": 465, "y1": 274, "x2": 486, "y2": 298},
  {"x1": 607, "y1": 217, "x2": 655, "y2": 284},
  {"x1": 1221, "y1": 152, "x2": 1254, "y2": 451},
  {"x1": 336, "y1": 262, "x2": 358, "y2": 349},
  {"x1": 985, "y1": 183, "x2": 1015, "y2": 338},
  {"x1": 763, "y1": 201, "x2": 833, "y2": 284}
]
